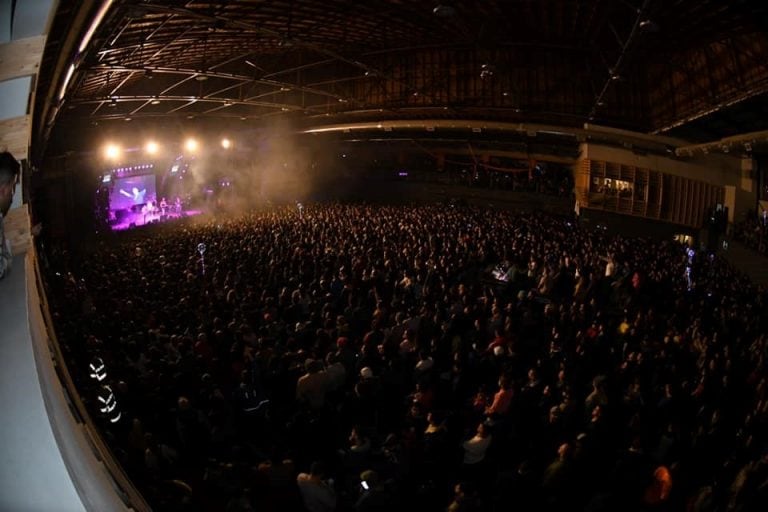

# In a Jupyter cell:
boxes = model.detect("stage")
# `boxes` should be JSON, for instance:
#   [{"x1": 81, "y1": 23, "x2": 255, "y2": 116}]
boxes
[{"x1": 109, "y1": 207, "x2": 203, "y2": 231}]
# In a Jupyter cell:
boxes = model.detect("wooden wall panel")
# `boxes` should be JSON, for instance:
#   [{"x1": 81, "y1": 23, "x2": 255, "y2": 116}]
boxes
[
  {"x1": 693, "y1": 181, "x2": 702, "y2": 226},
  {"x1": 0, "y1": 115, "x2": 30, "y2": 160},
  {"x1": 681, "y1": 179, "x2": 687, "y2": 225},
  {"x1": 575, "y1": 159, "x2": 590, "y2": 208},
  {"x1": 0, "y1": 35, "x2": 46, "y2": 83}
]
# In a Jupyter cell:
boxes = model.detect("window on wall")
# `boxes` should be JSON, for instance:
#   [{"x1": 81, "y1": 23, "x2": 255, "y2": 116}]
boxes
[
  {"x1": 601, "y1": 178, "x2": 633, "y2": 197},
  {"x1": 633, "y1": 182, "x2": 646, "y2": 201}
]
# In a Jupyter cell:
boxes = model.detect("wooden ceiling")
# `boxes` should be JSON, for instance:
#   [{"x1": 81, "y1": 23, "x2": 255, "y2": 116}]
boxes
[{"x1": 34, "y1": 0, "x2": 768, "y2": 151}]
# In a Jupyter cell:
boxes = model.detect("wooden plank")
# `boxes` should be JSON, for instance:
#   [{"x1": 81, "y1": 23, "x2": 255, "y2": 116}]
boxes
[
  {"x1": 575, "y1": 159, "x2": 591, "y2": 208},
  {"x1": 644, "y1": 170, "x2": 652, "y2": 217},
  {"x1": 688, "y1": 180, "x2": 696, "y2": 227},
  {"x1": 681, "y1": 178, "x2": 687, "y2": 224},
  {"x1": 671, "y1": 176, "x2": 680, "y2": 223},
  {"x1": 694, "y1": 181, "x2": 703, "y2": 227},
  {"x1": 0, "y1": 35, "x2": 46, "y2": 83},
  {"x1": 656, "y1": 172, "x2": 663, "y2": 219},
  {"x1": 0, "y1": 115, "x2": 30, "y2": 160},
  {"x1": 691, "y1": 181, "x2": 699, "y2": 227}
]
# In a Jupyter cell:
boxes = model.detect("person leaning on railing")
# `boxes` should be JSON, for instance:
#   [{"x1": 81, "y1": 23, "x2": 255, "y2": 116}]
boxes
[{"x1": 0, "y1": 151, "x2": 20, "y2": 280}]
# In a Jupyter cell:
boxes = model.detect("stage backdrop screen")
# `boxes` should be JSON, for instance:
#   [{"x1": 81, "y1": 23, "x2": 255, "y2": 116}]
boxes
[{"x1": 110, "y1": 174, "x2": 156, "y2": 211}]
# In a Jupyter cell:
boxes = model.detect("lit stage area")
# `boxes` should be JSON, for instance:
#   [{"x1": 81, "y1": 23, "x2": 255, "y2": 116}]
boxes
[
  {"x1": 108, "y1": 206, "x2": 204, "y2": 231},
  {"x1": 94, "y1": 138, "x2": 231, "y2": 232}
]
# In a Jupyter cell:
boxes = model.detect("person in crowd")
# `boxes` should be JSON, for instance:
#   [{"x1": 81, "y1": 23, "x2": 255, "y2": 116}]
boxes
[
  {"x1": 297, "y1": 461, "x2": 337, "y2": 512},
  {"x1": 0, "y1": 151, "x2": 20, "y2": 280},
  {"x1": 462, "y1": 422, "x2": 493, "y2": 468},
  {"x1": 484, "y1": 374, "x2": 513, "y2": 418},
  {"x1": 296, "y1": 358, "x2": 329, "y2": 410},
  {"x1": 355, "y1": 469, "x2": 391, "y2": 512},
  {"x1": 447, "y1": 481, "x2": 481, "y2": 512},
  {"x1": 43, "y1": 203, "x2": 768, "y2": 511}
]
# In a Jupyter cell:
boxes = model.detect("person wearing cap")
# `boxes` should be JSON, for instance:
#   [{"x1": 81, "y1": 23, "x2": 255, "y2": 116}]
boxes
[
  {"x1": 0, "y1": 151, "x2": 20, "y2": 280},
  {"x1": 355, "y1": 366, "x2": 380, "y2": 404}
]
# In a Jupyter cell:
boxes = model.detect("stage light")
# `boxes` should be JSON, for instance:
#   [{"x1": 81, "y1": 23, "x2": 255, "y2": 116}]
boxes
[
  {"x1": 185, "y1": 138, "x2": 199, "y2": 153},
  {"x1": 104, "y1": 143, "x2": 121, "y2": 161},
  {"x1": 145, "y1": 141, "x2": 159, "y2": 154},
  {"x1": 221, "y1": 138, "x2": 232, "y2": 149}
]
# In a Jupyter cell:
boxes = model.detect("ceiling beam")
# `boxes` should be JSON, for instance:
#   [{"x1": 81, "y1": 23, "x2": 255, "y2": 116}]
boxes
[
  {"x1": 675, "y1": 128, "x2": 768, "y2": 156},
  {"x1": 85, "y1": 65, "x2": 352, "y2": 102},
  {"x1": 129, "y1": 2, "x2": 438, "y2": 106},
  {"x1": 653, "y1": 78, "x2": 768, "y2": 134},
  {"x1": 134, "y1": 3, "x2": 382, "y2": 77},
  {"x1": 261, "y1": 58, "x2": 337, "y2": 79},
  {"x1": 588, "y1": 0, "x2": 653, "y2": 120},
  {"x1": 68, "y1": 94, "x2": 300, "y2": 112},
  {"x1": 129, "y1": 74, "x2": 200, "y2": 114}
]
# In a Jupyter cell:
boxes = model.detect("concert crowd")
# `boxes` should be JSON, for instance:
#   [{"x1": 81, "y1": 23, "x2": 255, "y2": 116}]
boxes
[
  {"x1": 44, "y1": 203, "x2": 768, "y2": 511},
  {"x1": 733, "y1": 211, "x2": 768, "y2": 256}
]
